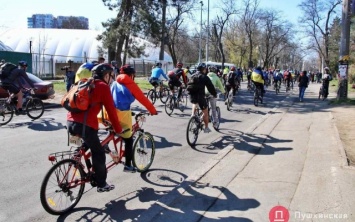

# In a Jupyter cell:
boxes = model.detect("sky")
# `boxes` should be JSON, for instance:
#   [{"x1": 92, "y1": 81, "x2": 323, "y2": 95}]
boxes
[{"x1": 0, "y1": 0, "x2": 304, "y2": 34}]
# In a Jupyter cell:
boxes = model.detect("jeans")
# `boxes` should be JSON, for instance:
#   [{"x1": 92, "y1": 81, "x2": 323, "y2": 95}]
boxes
[
  {"x1": 67, "y1": 121, "x2": 107, "y2": 187},
  {"x1": 299, "y1": 87, "x2": 306, "y2": 100}
]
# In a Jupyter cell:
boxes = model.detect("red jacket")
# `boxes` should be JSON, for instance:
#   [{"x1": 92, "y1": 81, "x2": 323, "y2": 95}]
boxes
[
  {"x1": 116, "y1": 74, "x2": 157, "y2": 115},
  {"x1": 67, "y1": 80, "x2": 122, "y2": 133}
]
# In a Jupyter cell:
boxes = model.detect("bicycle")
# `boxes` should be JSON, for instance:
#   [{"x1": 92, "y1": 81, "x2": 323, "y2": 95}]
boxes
[
  {"x1": 318, "y1": 85, "x2": 326, "y2": 100},
  {"x1": 253, "y1": 84, "x2": 263, "y2": 107},
  {"x1": 186, "y1": 96, "x2": 221, "y2": 147},
  {"x1": 146, "y1": 80, "x2": 170, "y2": 104},
  {"x1": 274, "y1": 81, "x2": 281, "y2": 94},
  {"x1": 0, "y1": 88, "x2": 44, "y2": 126},
  {"x1": 164, "y1": 86, "x2": 188, "y2": 116},
  {"x1": 225, "y1": 87, "x2": 234, "y2": 111},
  {"x1": 40, "y1": 112, "x2": 155, "y2": 215}
]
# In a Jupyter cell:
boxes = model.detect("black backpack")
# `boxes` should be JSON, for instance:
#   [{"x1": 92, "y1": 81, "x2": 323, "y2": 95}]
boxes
[
  {"x1": 227, "y1": 71, "x2": 235, "y2": 84},
  {"x1": 186, "y1": 73, "x2": 201, "y2": 95},
  {"x1": 0, "y1": 63, "x2": 17, "y2": 80}
]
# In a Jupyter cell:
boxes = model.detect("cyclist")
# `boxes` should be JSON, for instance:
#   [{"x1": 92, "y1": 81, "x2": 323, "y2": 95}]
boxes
[
  {"x1": 0, "y1": 61, "x2": 35, "y2": 115},
  {"x1": 225, "y1": 66, "x2": 238, "y2": 98},
  {"x1": 322, "y1": 67, "x2": 332, "y2": 99},
  {"x1": 273, "y1": 69, "x2": 283, "y2": 89},
  {"x1": 263, "y1": 69, "x2": 269, "y2": 87},
  {"x1": 284, "y1": 70, "x2": 292, "y2": 90},
  {"x1": 149, "y1": 62, "x2": 168, "y2": 94},
  {"x1": 167, "y1": 62, "x2": 188, "y2": 101},
  {"x1": 189, "y1": 63, "x2": 217, "y2": 133},
  {"x1": 67, "y1": 63, "x2": 124, "y2": 193},
  {"x1": 206, "y1": 66, "x2": 225, "y2": 128},
  {"x1": 251, "y1": 66, "x2": 265, "y2": 97},
  {"x1": 111, "y1": 64, "x2": 158, "y2": 172},
  {"x1": 236, "y1": 68, "x2": 243, "y2": 87},
  {"x1": 247, "y1": 68, "x2": 252, "y2": 88}
]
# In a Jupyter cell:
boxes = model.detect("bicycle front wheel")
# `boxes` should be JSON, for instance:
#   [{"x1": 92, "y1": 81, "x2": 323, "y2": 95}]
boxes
[
  {"x1": 186, "y1": 116, "x2": 200, "y2": 147},
  {"x1": 159, "y1": 87, "x2": 170, "y2": 104},
  {"x1": 133, "y1": 132, "x2": 155, "y2": 172},
  {"x1": 178, "y1": 94, "x2": 188, "y2": 112},
  {"x1": 26, "y1": 98, "x2": 44, "y2": 120},
  {"x1": 40, "y1": 159, "x2": 85, "y2": 215},
  {"x1": 164, "y1": 96, "x2": 175, "y2": 116},
  {"x1": 0, "y1": 103, "x2": 14, "y2": 126},
  {"x1": 147, "y1": 89, "x2": 157, "y2": 104}
]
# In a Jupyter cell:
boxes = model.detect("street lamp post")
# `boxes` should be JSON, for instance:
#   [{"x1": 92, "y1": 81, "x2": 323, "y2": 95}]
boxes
[
  {"x1": 205, "y1": 0, "x2": 209, "y2": 63},
  {"x1": 199, "y1": 1, "x2": 203, "y2": 63}
]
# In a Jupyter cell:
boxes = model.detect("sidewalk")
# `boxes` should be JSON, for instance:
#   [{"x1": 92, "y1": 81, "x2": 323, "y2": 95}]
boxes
[{"x1": 136, "y1": 84, "x2": 355, "y2": 222}]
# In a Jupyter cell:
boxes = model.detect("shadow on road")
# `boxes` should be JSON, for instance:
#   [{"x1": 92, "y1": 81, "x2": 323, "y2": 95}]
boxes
[{"x1": 3, "y1": 117, "x2": 65, "y2": 131}]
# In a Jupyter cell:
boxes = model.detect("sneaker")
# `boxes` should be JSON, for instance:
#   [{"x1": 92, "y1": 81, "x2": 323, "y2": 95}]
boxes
[
  {"x1": 97, "y1": 183, "x2": 115, "y2": 193},
  {"x1": 123, "y1": 165, "x2": 137, "y2": 173},
  {"x1": 15, "y1": 109, "x2": 26, "y2": 115},
  {"x1": 204, "y1": 127, "x2": 211, "y2": 133}
]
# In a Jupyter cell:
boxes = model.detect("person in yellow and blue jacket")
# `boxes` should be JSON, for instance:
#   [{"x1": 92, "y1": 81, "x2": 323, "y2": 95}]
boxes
[{"x1": 251, "y1": 66, "x2": 265, "y2": 97}]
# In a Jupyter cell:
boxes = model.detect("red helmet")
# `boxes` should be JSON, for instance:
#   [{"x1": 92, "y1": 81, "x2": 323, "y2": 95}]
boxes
[
  {"x1": 230, "y1": 66, "x2": 236, "y2": 71},
  {"x1": 176, "y1": 62, "x2": 183, "y2": 68}
]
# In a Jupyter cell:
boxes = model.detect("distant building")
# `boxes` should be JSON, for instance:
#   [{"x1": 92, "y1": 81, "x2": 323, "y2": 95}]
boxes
[{"x1": 27, "y1": 14, "x2": 88, "y2": 29}]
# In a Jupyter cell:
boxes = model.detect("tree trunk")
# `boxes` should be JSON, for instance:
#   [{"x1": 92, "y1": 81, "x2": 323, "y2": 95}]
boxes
[{"x1": 159, "y1": 0, "x2": 167, "y2": 61}]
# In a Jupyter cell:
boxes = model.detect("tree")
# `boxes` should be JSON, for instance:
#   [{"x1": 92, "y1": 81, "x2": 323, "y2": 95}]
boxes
[
  {"x1": 60, "y1": 17, "x2": 88, "y2": 29},
  {"x1": 298, "y1": 0, "x2": 341, "y2": 69}
]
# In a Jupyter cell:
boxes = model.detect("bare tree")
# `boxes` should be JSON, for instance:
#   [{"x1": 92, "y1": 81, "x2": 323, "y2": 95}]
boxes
[
  {"x1": 298, "y1": 0, "x2": 341, "y2": 68},
  {"x1": 211, "y1": 0, "x2": 238, "y2": 68}
]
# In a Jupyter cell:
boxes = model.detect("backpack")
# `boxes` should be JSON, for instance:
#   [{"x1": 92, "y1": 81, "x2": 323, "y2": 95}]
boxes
[
  {"x1": 186, "y1": 73, "x2": 202, "y2": 95},
  {"x1": 61, "y1": 78, "x2": 96, "y2": 113},
  {"x1": 111, "y1": 81, "x2": 135, "y2": 111},
  {"x1": 0, "y1": 63, "x2": 17, "y2": 80},
  {"x1": 227, "y1": 72, "x2": 235, "y2": 84}
]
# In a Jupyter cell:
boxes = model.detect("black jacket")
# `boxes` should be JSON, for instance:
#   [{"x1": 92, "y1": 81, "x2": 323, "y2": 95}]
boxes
[
  {"x1": 194, "y1": 72, "x2": 217, "y2": 98},
  {"x1": 298, "y1": 75, "x2": 308, "y2": 88}
]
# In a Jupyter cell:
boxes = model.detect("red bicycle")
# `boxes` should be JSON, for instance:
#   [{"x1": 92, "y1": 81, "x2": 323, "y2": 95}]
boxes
[{"x1": 39, "y1": 112, "x2": 155, "y2": 215}]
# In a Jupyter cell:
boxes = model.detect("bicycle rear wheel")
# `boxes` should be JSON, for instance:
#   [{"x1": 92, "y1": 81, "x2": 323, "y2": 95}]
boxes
[
  {"x1": 0, "y1": 103, "x2": 14, "y2": 126},
  {"x1": 212, "y1": 106, "x2": 221, "y2": 131},
  {"x1": 159, "y1": 87, "x2": 170, "y2": 104},
  {"x1": 40, "y1": 159, "x2": 85, "y2": 215},
  {"x1": 186, "y1": 116, "x2": 200, "y2": 147},
  {"x1": 147, "y1": 89, "x2": 157, "y2": 104},
  {"x1": 133, "y1": 132, "x2": 155, "y2": 172},
  {"x1": 164, "y1": 95, "x2": 175, "y2": 116},
  {"x1": 26, "y1": 98, "x2": 44, "y2": 120},
  {"x1": 254, "y1": 91, "x2": 259, "y2": 107}
]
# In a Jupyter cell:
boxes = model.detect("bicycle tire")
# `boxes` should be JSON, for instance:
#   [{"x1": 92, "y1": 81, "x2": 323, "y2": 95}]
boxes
[
  {"x1": 26, "y1": 98, "x2": 44, "y2": 120},
  {"x1": 254, "y1": 91, "x2": 259, "y2": 107},
  {"x1": 147, "y1": 89, "x2": 157, "y2": 104},
  {"x1": 40, "y1": 159, "x2": 85, "y2": 215},
  {"x1": 159, "y1": 87, "x2": 170, "y2": 104},
  {"x1": 164, "y1": 95, "x2": 175, "y2": 116},
  {"x1": 178, "y1": 94, "x2": 188, "y2": 112},
  {"x1": 132, "y1": 132, "x2": 155, "y2": 172},
  {"x1": 212, "y1": 106, "x2": 221, "y2": 131},
  {"x1": 318, "y1": 87, "x2": 322, "y2": 100},
  {"x1": 0, "y1": 103, "x2": 14, "y2": 126},
  {"x1": 186, "y1": 116, "x2": 200, "y2": 147}
]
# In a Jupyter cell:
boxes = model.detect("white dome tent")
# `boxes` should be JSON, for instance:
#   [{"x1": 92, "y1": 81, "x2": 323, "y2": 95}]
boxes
[{"x1": 0, "y1": 28, "x2": 173, "y2": 76}]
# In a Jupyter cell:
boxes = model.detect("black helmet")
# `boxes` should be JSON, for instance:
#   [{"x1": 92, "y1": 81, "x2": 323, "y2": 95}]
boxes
[
  {"x1": 155, "y1": 62, "x2": 162, "y2": 68},
  {"x1": 208, "y1": 66, "x2": 216, "y2": 72},
  {"x1": 197, "y1": 63, "x2": 206, "y2": 71},
  {"x1": 19, "y1": 61, "x2": 28, "y2": 67},
  {"x1": 92, "y1": 63, "x2": 113, "y2": 78}
]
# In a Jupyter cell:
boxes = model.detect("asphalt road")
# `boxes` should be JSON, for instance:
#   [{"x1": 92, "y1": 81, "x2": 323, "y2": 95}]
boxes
[{"x1": 0, "y1": 82, "x2": 290, "y2": 222}]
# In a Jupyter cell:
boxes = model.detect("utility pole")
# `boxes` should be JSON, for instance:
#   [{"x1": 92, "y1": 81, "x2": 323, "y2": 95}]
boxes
[
  {"x1": 337, "y1": 0, "x2": 351, "y2": 100},
  {"x1": 205, "y1": 0, "x2": 209, "y2": 63},
  {"x1": 199, "y1": 1, "x2": 203, "y2": 63}
]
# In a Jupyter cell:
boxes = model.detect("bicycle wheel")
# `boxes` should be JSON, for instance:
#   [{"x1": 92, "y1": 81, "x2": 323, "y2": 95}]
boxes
[
  {"x1": 40, "y1": 159, "x2": 85, "y2": 215},
  {"x1": 132, "y1": 132, "x2": 155, "y2": 172},
  {"x1": 212, "y1": 106, "x2": 221, "y2": 131},
  {"x1": 164, "y1": 95, "x2": 175, "y2": 116},
  {"x1": 178, "y1": 94, "x2": 188, "y2": 112},
  {"x1": 318, "y1": 87, "x2": 322, "y2": 100},
  {"x1": 159, "y1": 87, "x2": 170, "y2": 104},
  {"x1": 186, "y1": 116, "x2": 200, "y2": 147},
  {"x1": 0, "y1": 103, "x2": 14, "y2": 126},
  {"x1": 254, "y1": 91, "x2": 259, "y2": 107},
  {"x1": 26, "y1": 98, "x2": 44, "y2": 120},
  {"x1": 146, "y1": 89, "x2": 157, "y2": 104},
  {"x1": 226, "y1": 89, "x2": 233, "y2": 111}
]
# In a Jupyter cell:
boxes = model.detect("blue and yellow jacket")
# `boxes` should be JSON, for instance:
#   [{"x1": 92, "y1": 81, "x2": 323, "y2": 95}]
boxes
[{"x1": 251, "y1": 69, "x2": 264, "y2": 84}]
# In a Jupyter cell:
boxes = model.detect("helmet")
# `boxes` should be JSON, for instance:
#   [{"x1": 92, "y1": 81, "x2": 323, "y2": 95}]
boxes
[
  {"x1": 276, "y1": 69, "x2": 280, "y2": 72},
  {"x1": 19, "y1": 61, "x2": 28, "y2": 67},
  {"x1": 324, "y1": 67, "x2": 329, "y2": 70},
  {"x1": 120, "y1": 64, "x2": 135, "y2": 75},
  {"x1": 208, "y1": 66, "x2": 216, "y2": 72},
  {"x1": 176, "y1": 62, "x2": 183, "y2": 68},
  {"x1": 92, "y1": 63, "x2": 113, "y2": 77},
  {"x1": 155, "y1": 62, "x2": 162, "y2": 68},
  {"x1": 196, "y1": 63, "x2": 206, "y2": 71},
  {"x1": 255, "y1": 66, "x2": 262, "y2": 71},
  {"x1": 230, "y1": 66, "x2": 236, "y2": 71}
]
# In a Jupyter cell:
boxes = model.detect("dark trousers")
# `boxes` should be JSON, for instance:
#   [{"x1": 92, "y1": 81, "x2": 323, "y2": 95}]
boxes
[
  {"x1": 67, "y1": 121, "x2": 107, "y2": 187},
  {"x1": 123, "y1": 136, "x2": 134, "y2": 167}
]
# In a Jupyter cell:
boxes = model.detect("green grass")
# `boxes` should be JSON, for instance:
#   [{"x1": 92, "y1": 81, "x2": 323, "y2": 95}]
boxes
[
  {"x1": 53, "y1": 81, "x2": 66, "y2": 95},
  {"x1": 329, "y1": 79, "x2": 355, "y2": 93},
  {"x1": 329, "y1": 98, "x2": 355, "y2": 105}
]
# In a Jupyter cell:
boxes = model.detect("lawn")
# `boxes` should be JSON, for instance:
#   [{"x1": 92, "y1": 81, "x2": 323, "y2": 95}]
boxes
[
  {"x1": 53, "y1": 77, "x2": 153, "y2": 95},
  {"x1": 329, "y1": 79, "x2": 355, "y2": 93}
]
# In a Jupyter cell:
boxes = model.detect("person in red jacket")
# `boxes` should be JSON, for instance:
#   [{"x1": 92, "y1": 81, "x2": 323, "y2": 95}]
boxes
[
  {"x1": 67, "y1": 63, "x2": 124, "y2": 193},
  {"x1": 113, "y1": 64, "x2": 158, "y2": 172}
]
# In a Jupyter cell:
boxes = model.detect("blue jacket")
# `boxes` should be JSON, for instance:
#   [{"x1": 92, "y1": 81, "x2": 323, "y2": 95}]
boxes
[{"x1": 151, "y1": 67, "x2": 168, "y2": 80}]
